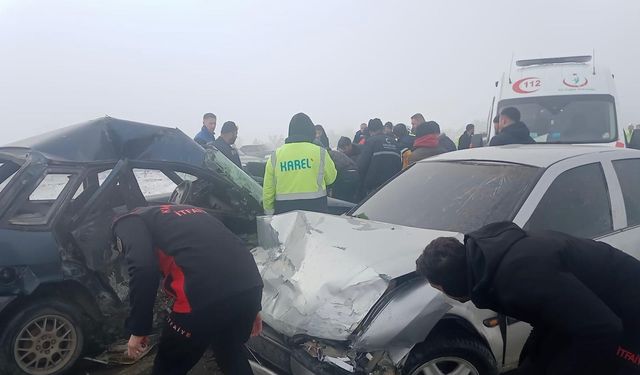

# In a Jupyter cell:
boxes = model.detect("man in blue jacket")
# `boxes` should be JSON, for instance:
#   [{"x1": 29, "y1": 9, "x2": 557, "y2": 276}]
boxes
[{"x1": 194, "y1": 113, "x2": 217, "y2": 146}]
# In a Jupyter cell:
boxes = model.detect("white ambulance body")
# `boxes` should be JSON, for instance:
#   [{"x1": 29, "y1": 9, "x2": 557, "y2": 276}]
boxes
[{"x1": 488, "y1": 55, "x2": 625, "y2": 147}]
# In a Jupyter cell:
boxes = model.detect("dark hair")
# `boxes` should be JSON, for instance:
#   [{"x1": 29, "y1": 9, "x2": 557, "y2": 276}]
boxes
[
  {"x1": 416, "y1": 237, "x2": 469, "y2": 298},
  {"x1": 466, "y1": 124, "x2": 475, "y2": 131},
  {"x1": 411, "y1": 113, "x2": 425, "y2": 122},
  {"x1": 500, "y1": 107, "x2": 521, "y2": 123},
  {"x1": 368, "y1": 118, "x2": 384, "y2": 133},
  {"x1": 384, "y1": 122, "x2": 394, "y2": 129},
  {"x1": 393, "y1": 123, "x2": 409, "y2": 138},
  {"x1": 415, "y1": 121, "x2": 441, "y2": 138},
  {"x1": 220, "y1": 121, "x2": 237, "y2": 134},
  {"x1": 203, "y1": 113, "x2": 217, "y2": 120},
  {"x1": 492, "y1": 115, "x2": 500, "y2": 124},
  {"x1": 337, "y1": 136, "x2": 352, "y2": 149},
  {"x1": 314, "y1": 125, "x2": 330, "y2": 148}
]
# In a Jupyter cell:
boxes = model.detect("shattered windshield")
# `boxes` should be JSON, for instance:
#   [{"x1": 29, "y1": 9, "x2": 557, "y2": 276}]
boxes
[
  {"x1": 498, "y1": 94, "x2": 617, "y2": 143},
  {"x1": 202, "y1": 147, "x2": 263, "y2": 210},
  {"x1": 352, "y1": 161, "x2": 541, "y2": 233}
]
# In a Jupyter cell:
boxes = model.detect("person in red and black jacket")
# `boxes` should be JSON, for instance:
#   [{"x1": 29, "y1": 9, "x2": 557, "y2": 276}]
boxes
[{"x1": 112, "y1": 204, "x2": 263, "y2": 375}]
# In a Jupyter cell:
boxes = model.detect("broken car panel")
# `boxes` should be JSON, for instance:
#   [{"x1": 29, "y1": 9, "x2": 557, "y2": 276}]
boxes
[
  {"x1": 0, "y1": 117, "x2": 282, "y2": 375},
  {"x1": 250, "y1": 211, "x2": 455, "y2": 372}
]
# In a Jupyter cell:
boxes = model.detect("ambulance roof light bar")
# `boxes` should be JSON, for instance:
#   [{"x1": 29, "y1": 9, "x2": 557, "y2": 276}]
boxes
[{"x1": 516, "y1": 55, "x2": 592, "y2": 67}]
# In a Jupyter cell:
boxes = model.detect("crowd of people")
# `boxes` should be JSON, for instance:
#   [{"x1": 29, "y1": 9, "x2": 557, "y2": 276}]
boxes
[
  {"x1": 192, "y1": 107, "x2": 537, "y2": 212},
  {"x1": 109, "y1": 108, "x2": 638, "y2": 375}
]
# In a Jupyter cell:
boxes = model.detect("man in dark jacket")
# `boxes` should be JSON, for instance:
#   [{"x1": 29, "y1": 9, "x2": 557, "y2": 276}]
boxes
[
  {"x1": 194, "y1": 113, "x2": 217, "y2": 146},
  {"x1": 329, "y1": 148, "x2": 360, "y2": 203},
  {"x1": 416, "y1": 222, "x2": 640, "y2": 375},
  {"x1": 357, "y1": 118, "x2": 402, "y2": 194},
  {"x1": 337, "y1": 136, "x2": 361, "y2": 163},
  {"x1": 490, "y1": 107, "x2": 535, "y2": 146},
  {"x1": 113, "y1": 205, "x2": 264, "y2": 375},
  {"x1": 458, "y1": 124, "x2": 475, "y2": 150},
  {"x1": 439, "y1": 132, "x2": 457, "y2": 152},
  {"x1": 393, "y1": 123, "x2": 415, "y2": 151},
  {"x1": 213, "y1": 121, "x2": 242, "y2": 169},
  {"x1": 408, "y1": 121, "x2": 447, "y2": 164},
  {"x1": 353, "y1": 123, "x2": 367, "y2": 144}
]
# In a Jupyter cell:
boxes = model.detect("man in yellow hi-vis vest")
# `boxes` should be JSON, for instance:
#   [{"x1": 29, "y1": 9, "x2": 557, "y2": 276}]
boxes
[{"x1": 263, "y1": 113, "x2": 337, "y2": 215}]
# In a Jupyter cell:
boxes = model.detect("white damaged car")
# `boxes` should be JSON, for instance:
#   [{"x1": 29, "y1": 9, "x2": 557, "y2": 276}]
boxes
[{"x1": 248, "y1": 145, "x2": 640, "y2": 375}]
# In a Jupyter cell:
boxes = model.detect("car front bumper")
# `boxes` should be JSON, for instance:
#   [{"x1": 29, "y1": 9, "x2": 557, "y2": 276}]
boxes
[{"x1": 247, "y1": 325, "x2": 355, "y2": 375}]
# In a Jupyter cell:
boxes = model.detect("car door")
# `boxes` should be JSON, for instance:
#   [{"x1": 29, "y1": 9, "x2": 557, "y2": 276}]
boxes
[
  {"x1": 504, "y1": 157, "x2": 617, "y2": 367},
  {"x1": 593, "y1": 156, "x2": 640, "y2": 259}
]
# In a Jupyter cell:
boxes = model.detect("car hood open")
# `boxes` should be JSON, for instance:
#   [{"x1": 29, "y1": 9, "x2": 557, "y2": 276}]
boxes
[{"x1": 252, "y1": 211, "x2": 460, "y2": 340}]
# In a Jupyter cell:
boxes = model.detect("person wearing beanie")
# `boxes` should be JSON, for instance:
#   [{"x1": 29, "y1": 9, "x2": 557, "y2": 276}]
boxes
[
  {"x1": 408, "y1": 121, "x2": 447, "y2": 164},
  {"x1": 262, "y1": 113, "x2": 337, "y2": 215},
  {"x1": 357, "y1": 118, "x2": 402, "y2": 195},
  {"x1": 213, "y1": 121, "x2": 242, "y2": 169}
]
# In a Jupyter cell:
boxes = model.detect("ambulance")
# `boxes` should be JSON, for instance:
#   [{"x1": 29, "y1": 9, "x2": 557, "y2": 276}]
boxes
[{"x1": 487, "y1": 55, "x2": 625, "y2": 147}]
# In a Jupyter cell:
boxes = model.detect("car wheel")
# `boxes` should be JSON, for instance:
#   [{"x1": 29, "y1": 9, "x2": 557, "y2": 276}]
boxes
[
  {"x1": 0, "y1": 299, "x2": 85, "y2": 375},
  {"x1": 403, "y1": 337, "x2": 497, "y2": 375}
]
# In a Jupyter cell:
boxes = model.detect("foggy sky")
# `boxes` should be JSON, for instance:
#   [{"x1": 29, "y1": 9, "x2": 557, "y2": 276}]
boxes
[{"x1": 1, "y1": 0, "x2": 639, "y2": 144}]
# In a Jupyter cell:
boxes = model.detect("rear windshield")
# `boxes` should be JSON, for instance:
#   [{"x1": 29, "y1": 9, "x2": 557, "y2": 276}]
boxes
[
  {"x1": 351, "y1": 161, "x2": 541, "y2": 233},
  {"x1": 498, "y1": 94, "x2": 617, "y2": 144}
]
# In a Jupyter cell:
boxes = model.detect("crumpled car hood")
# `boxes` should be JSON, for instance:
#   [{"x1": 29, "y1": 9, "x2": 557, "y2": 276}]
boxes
[{"x1": 252, "y1": 211, "x2": 460, "y2": 340}]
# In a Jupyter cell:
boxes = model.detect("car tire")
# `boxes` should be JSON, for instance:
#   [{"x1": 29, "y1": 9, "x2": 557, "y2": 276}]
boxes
[
  {"x1": 403, "y1": 337, "x2": 498, "y2": 375},
  {"x1": 0, "y1": 299, "x2": 85, "y2": 375}
]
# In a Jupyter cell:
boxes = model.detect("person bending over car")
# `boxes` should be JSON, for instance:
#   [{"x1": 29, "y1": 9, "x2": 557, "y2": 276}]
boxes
[
  {"x1": 112, "y1": 204, "x2": 264, "y2": 375},
  {"x1": 416, "y1": 221, "x2": 640, "y2": 375}
]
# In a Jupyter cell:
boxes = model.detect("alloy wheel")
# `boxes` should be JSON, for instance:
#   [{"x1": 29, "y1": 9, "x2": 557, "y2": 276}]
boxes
[
  {"x1": 13, "y1": 314, "x2": 79, "y2": 375},
  {"x1": 412, "y1": 356, "x2": 480, "y2": 375}
]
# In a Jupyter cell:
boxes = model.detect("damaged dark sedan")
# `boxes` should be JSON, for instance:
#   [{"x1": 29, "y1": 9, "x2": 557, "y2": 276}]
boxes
[{"x1": 0, "y1": 117, "x2": 353, "y2": 375}]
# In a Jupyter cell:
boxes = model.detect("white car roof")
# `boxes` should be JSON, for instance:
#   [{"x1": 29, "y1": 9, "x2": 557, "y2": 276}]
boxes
[{"x1": 424, "y1": 145, "x2": 640, "y2": 168}]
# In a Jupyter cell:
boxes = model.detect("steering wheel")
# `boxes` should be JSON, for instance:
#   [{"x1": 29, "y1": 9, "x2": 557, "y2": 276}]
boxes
[{"x1": 169, "y1": 180, "x2": 193, "y2": 204}]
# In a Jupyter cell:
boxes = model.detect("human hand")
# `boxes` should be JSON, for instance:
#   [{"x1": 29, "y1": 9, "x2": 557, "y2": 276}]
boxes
[
  {"x1": 250, "y1": 313, "x2": 263, "y2": 337},
  {"x1": 126, "y1": 335, "x2": 149, "y2": 359}
]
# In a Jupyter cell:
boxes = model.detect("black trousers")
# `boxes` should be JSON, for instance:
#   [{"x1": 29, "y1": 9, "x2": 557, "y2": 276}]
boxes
[
  {"x1": 152, "y1": 287, "x2": 262, "y2": 375},
  {"x1": 518, "y1": 328, "x2": 640, "y2": 375},
  {"x1": 274, "y1": 196, "x2": 328, "y2": 215}
]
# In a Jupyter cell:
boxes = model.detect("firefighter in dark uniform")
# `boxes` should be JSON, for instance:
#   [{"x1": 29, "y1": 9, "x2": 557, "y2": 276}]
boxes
[{"x1": 112, "y1": 204, "x2": 264, "y2": 375}]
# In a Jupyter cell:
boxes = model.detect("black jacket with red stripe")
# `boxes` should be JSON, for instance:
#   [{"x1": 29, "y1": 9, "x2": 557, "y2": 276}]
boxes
[{"x1": 112, "y1": 205, "x2": 263, "y2": 336}]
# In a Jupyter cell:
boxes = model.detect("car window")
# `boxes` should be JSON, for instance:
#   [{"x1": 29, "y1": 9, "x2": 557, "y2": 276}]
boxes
[
  {"x1": 612, "y1": 159, "x2": 640, "y2": 227},
  {"x1": 10, "y1": 172, "x2": 75, "y2": 225},
  {"x1": 0, "y1": 161, "x2": 22, "y2": 194},
  {"x1": 72, "y1": 169, "x2": 113, "y2": 199},
  {"x1": 525, "y1": 163, "x2": 612, "y2": 238},
  {"x1": 133, "y1": 169, "x2": 178, "y2": 198},
  {"x1": 351, "y1": 161, "x2": 541, "y2": 233}
]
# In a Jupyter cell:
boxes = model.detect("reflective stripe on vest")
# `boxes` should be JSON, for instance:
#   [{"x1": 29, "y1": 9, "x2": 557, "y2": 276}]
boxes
[
  {"x1": 373, "y1": 151, "x2": 401, "y2": 158},
  {"x1": 271, "y1": 150, "x2": 277, "y2": 188},
  {"x1": 273, "y1": 148, "x2": 327, "y2": 202}
]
